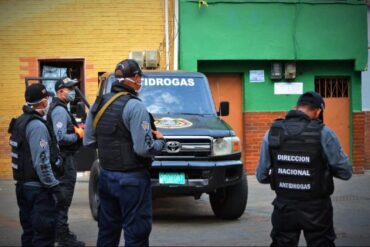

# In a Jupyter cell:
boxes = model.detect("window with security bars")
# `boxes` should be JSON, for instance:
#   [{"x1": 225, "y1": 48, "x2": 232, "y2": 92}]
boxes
[{"x1": 315, "y1": 77, "x2": 349, "y2": 98}]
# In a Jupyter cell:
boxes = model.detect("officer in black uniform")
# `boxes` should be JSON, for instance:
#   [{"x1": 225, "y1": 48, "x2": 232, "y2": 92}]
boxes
[
  {"x1": 9, "y1": 83, "x2": 66, "y2": 247},
  {"x1": 47, "y1": 78, "x2": 85, "y2": 247},
  {"x1": 256, "y1": 91, "x2": 352, "y2": 247},
  {"x1": 83, "y1": 59, "x2": 165, "y2": 247}
]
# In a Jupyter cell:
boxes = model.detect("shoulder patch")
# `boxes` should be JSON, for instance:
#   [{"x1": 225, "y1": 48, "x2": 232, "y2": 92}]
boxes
[
  {"x1": 141, "y1": 121, "x2": 150, "y2": 132},
  {"x1": 56, "y1": 121, "x2": 63, "y2": 129},
  {"x1": 39, "y1": 139, "x2": 48, "y2": 149}
]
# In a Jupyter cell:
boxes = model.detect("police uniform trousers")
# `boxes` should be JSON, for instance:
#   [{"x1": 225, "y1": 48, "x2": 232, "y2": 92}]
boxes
[
  {"x1": 270, "y1": 196, "x2": 336, "y2": 247},
  {"x1": 56, "y1": 154, "x2": 77, "y2": 234},
  {"x1": 16, "y1": 182, "x2": 56, "y2": 247},
  {"x1": 97, "y1": 168, "x2": 152, "y2": 247}
]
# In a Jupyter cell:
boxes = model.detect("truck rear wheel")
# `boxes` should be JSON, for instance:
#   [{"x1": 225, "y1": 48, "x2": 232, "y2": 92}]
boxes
[
  {"x1": 209, "y1": 171, "x2": 248, "y2": 220},
  {"x1": 89, "y1": 160, "x2": 101, "y2": 221}
]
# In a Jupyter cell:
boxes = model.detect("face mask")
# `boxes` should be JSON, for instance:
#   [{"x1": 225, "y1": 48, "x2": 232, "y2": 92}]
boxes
[
  {"x1": 125, "y1": 78, "x2": 142, "y2": 93},
  {"x1": 66, "y1": 90, "x2": 76, "y2": 102},
  {"x1": 38, "y1": 99, "x2": 50, "y2": 116}
]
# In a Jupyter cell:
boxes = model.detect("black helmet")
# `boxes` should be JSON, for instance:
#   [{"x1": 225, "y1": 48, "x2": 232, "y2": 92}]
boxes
[{"x1": 115, "y1": 59, "x2": 143, "y2": 78}]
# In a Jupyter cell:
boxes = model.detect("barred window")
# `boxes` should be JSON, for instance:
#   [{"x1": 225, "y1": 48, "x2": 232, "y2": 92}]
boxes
[{"x1": 315, "y1": 77, "x2": 349, "y2": 98}]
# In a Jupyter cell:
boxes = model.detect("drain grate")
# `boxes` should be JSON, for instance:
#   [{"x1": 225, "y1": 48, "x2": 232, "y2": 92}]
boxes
[{"x1": 331, "y1": 195, "x2": 370, "y2": 202}]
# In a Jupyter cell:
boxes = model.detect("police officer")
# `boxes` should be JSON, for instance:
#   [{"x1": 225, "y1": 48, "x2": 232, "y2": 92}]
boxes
[
  {"x1": 9, "y1": 83, "x2": 66, "y2": 246},
  {"x1": 83, "y1": 59, "x2": 165, "y2": 247},
  {"x1": 47, "y1": 78, "x2": 85, "y2": 247},
  {"x1": 256, "y1": 91, "x2": 352, "y2": 247}
]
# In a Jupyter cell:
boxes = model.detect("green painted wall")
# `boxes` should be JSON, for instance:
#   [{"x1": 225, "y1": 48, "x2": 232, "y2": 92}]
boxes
[
  {"x1": 180, "y1": 0, "x2": 366, "y2": 163},
  {"x1": 180, "y1": 1, "x2": 368, "y2": 71},
  {"x1": 198, "y1": 60, "x2": 361, "y2": 112},
  {"x1": 198, "y1": 59, "x2": 360, "y2": 159}
]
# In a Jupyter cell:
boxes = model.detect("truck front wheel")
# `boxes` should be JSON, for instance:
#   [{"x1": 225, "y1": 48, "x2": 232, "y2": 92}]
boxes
[
  {"x1": 89, "y1": 160, "x2": 101, "y2": 221},
  {"x1": 209, "y1": 171, "x2": 248, "y2": 220}
]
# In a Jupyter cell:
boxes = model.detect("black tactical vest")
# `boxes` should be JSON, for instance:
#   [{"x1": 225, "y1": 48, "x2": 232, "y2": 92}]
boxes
[
  {"x1": 8, "y1": 106, "x2": 62, "y2": 182},
  {"x1": 268, "y1": 110, "x2": 334, "y2": 200},
  {"x1": 47, "y1": 97, "x2": 80, "y2": 153},
  {"x1": 94, "y1": 92, "x2": 152, "y2": 171}
]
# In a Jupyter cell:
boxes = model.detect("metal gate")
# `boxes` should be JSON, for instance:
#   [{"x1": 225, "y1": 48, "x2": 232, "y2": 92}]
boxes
[{"x1": 315, "y1": 77, "x2": 350, "y2": 156}]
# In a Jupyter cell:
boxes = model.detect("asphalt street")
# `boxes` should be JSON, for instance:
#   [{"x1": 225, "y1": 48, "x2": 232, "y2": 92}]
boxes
[{"x1": 0, "y1": 174, "x2": 369, "y2": 246}]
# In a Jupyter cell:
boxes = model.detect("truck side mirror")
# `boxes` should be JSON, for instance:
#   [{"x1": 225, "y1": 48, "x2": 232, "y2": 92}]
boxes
[
  {"x1": 218, "y1": 101, "x2": 229, "y2": 116},
  {"x1": 76, "y1": 102, "x2": 87, "y2": 121}
]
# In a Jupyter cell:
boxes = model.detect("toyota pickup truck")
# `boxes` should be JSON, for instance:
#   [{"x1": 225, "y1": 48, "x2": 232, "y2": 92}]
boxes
[{"x1": 88, "y1": 71, "x2": 248, "y2": 220}]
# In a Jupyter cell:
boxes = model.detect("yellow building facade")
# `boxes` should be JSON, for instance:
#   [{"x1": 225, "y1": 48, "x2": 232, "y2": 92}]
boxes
[{"x1": 0, "y1": 0, "x2": 175, "y2": 177}]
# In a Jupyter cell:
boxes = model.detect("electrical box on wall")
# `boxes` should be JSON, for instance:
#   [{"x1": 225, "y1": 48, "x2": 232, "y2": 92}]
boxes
[
  {"x1": 145, "y1": 50, "x2": 160, "y2": 69},
  {"x1": 271, "y1": 62, "x2": 282, "y2": 79},
  {"x1": 284, "y1": 62, "x2": 296, "y2": 79},
  {"x1": 129, "y1": 51, "x2": 145, "y2": 68}
]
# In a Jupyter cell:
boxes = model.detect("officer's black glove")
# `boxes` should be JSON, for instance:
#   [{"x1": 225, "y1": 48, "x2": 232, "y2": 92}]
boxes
[
  {"x1": 50, "y1": 185, "x2": 67, "y2": 208},
  {"x1": 54, "y1": 155, "x2": 64, "y2": 177},
  {"x1": 149, "y1": 112, "x2": 157, "y2": 131}
]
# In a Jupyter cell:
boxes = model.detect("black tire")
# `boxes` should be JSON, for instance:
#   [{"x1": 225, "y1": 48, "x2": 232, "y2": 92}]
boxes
[
  {"x1": 89, "y1": 160, "x2": 101, "y2": 221},
  {"x1": 209, "y1": 171, "x2": 248, "y2": 220}
]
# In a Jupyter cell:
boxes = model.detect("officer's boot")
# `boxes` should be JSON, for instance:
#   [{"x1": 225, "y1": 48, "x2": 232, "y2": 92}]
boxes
[{"x1": 56, "y1": 229, "x2": 85, "y2": 247}]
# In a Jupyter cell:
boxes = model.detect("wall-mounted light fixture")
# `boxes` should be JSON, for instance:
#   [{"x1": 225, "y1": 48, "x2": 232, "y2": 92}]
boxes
[
  {"x1": 284, "y1": 62, "x2": 296, "y2": 79},
  {"x1": 271, "y1": 62, "x2": 282, "y2": 79}
]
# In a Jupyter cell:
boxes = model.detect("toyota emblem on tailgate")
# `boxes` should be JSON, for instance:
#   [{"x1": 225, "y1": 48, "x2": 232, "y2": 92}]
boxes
[{"x1": 165, "y1": 141, "x2": 181, "y2": 153}]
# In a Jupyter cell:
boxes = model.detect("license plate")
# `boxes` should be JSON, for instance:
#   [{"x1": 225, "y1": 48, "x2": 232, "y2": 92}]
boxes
[{"x1": 159, "y1": 172, "x2": 185, "y2": 185}]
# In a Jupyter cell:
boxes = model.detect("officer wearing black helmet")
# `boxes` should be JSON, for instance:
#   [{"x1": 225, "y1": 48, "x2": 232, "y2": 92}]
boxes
[
  {"x1": 256, "y1": 91, "x2": 352, "y2": 247},
  {"x1": 83, "y1": 59, "x2": 165, "y2": 246},
  {"x1": 47, "y1": 77, "x2": 85, "y2": 247},
  {"x1": 8, "y1": 83, "x2": 66, "y2": 246}
]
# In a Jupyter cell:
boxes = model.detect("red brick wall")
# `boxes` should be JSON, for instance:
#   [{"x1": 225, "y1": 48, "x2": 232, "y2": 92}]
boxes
[
  {"x1": 364, "y1": 112, "x2": 370, "y2": 171},
  {"x1": 352, "y1": 112, "x2": 365, "y2": 173},
  {"x1": 243, "y1": 111, "x2": 366, "y2": 175},
  {"x1": 243, "y1": 112, "x2": 286, "y2": 174}
]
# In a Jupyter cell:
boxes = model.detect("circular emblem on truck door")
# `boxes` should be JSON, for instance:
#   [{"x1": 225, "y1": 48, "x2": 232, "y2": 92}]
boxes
[{"x1": 165, "y1": 141, "x2": 181, "y2": 153}]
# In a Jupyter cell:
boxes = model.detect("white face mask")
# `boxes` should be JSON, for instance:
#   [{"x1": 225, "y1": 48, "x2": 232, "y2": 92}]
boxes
[
  {"x1": 32, "y1": 98, "x2": 49, "y2": 116},
  {"x1": 66, "y1": 90, "x2": 76, "y2": 102}
]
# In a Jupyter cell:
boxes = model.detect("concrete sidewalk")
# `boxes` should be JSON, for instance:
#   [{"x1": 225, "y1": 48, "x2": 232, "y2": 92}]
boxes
[{"x1": 0, "y1": 174, "x2": 369, "y2": 246}]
